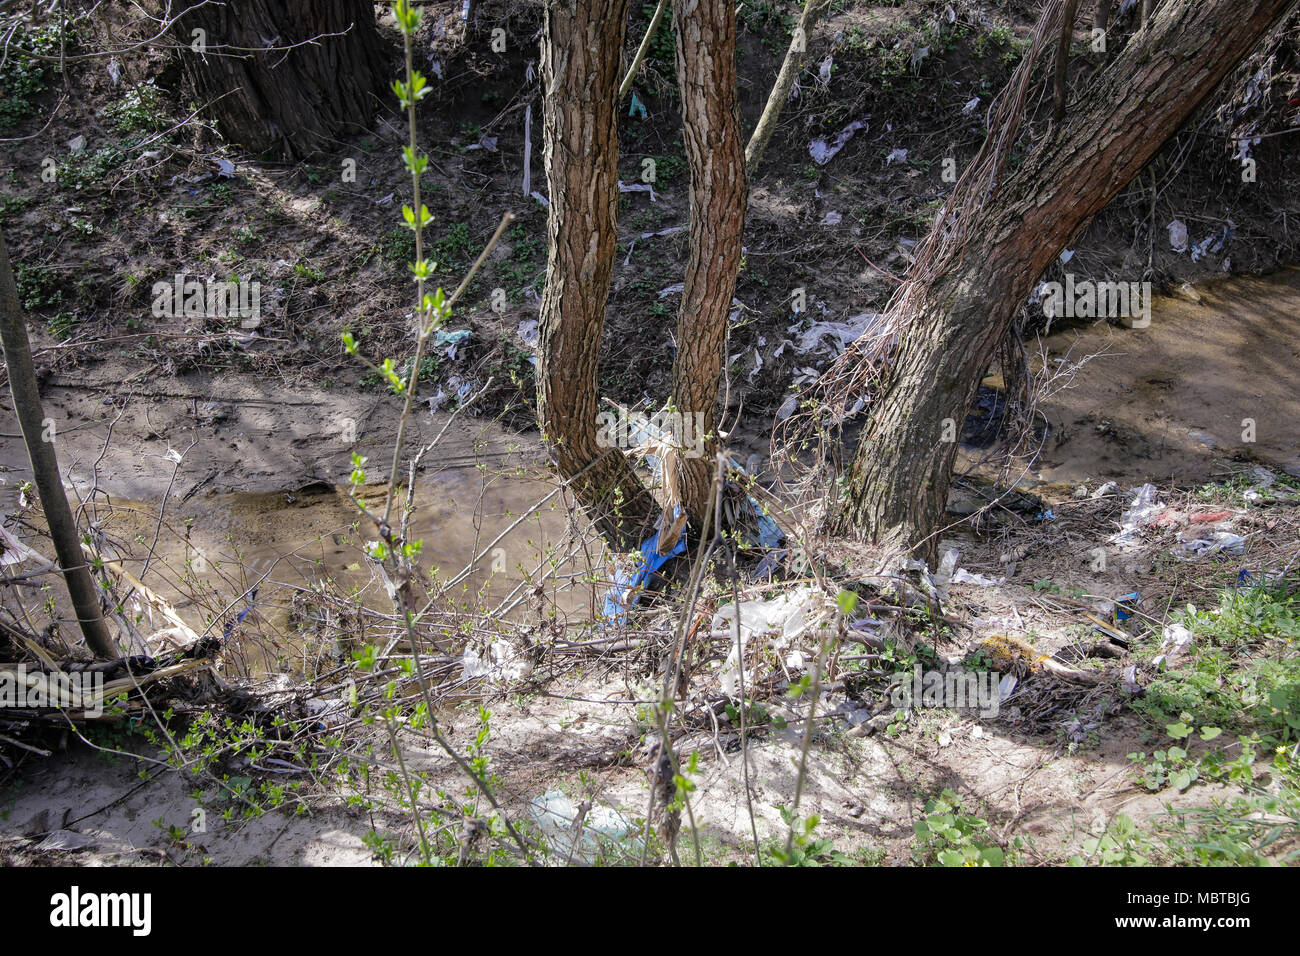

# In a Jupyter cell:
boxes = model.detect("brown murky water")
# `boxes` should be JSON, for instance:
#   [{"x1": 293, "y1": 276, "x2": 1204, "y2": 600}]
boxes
[
  {"x1": 3, "y1": 268, "x2": 1298, "y2": 668},
  {"x1": 959, "y1": 267, "x2": 1300, "y2": 494},
  {"x1": 0, "y1": 466, "x2": 592, "y2": 675}
]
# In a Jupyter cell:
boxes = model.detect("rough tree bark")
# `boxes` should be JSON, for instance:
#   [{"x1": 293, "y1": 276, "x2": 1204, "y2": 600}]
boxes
[
  {"x1": 537, "y1": 0, "x2": 656, "y2": 550},
  {"x1": 172, "y1": 0, "x2": 388, "y2": 160},
  {"x1": 669, "y1": 0, "x2": 747, "y2": 525},
  {"x1": 0, "y1": 236, "x2": 117, "y2": 660},
  {"x1": 835, "y1": 0, "x2": 1297, "y2": 564}
]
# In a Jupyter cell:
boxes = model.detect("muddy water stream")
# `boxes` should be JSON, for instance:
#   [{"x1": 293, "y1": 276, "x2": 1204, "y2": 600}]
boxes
[
  {"x1": 2, "y1": 269, "x2": 1298, "y2": 669},
  {"x1": 0, "y1": 465, "x2": 591, "y2": 675}
]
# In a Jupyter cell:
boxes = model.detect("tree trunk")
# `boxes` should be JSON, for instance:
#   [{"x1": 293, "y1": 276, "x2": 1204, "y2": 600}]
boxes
[
  {"x1": 1094, "y1": 0, "x2": 1112, "y2": 33},
  {"x1": 172, "y1": 0, "x2": 388, "y2": 160},
  {"x1": 745, "y1": 0, "x2": 830, "y2": 176},
  {"x1": 836, "y1": 0, "x2": 1297, "y2": 564},
  {"x1": 670, "y1": 0, "x2": 747, "y2": 525},
  {"x1": 1053, "y1": 0, "x2": 1081, "y2": 124},
  {"x1": 537, "y1": 0, "x2": 656, "y2": 551},
  {"x1": 0, "y1": 235, "x2": 117, "y2": 660}
]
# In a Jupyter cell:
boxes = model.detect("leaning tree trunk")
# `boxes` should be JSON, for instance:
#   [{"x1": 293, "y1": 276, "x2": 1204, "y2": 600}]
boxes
[
  {"x1": 0, "y1": 236, "x2": 117, "y2": 660},
  {"x1": 536, "y1": 0, "x2": 656, "y2": 551},
  {"x1": 172, "y1": 0, "x2": 388, "y2": 160},
  {"x1": 835, "y1": 0, "x2": 1297, "y2": 564},
  {"x1": 745, "y1": 0, "x2": 830, "y2": 176},
  {"x1": 669, "y1": 0, "x2": 747, "y2": 525}
]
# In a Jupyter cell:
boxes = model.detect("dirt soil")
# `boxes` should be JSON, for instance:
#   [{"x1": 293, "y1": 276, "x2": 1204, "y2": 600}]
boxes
[{"x1": 1, "y1": 1, "x2": 1298, "y2": 866}]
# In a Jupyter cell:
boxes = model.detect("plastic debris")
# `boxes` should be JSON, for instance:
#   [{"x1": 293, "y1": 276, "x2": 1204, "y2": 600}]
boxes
[
  {"x1": 1121, "y1": 664, "x2": 1142, "y2": 694},
  {"x1": 713, "y1": 586, "x2": 834, "y2": 696},
  {"x1": 787, "y1": 311, "x2": 883, "y2": 355},
  {"x1": 629, "y1": 92, "x2": 648, "y2": 119},
  {"x1": 1167, "y1": 219, "x2": 1189, "y2": 253},
  {"x1": 817, "y1": 54, "x2": 833, "y2": 87},
  {"x1": 462, "y1": 639, "x2": 531, "y2": 683},
  {"x1": 820, "y1": 210, "x2": 843, "y2": 226},
  {"x1": 601, "y1": 511, "x2": 688, "y2": 624},
  {"x1": 951, "y1": 568, "x2": 1004, "y2": 587},
  {"x1": 1091, "y1": 481, "x2": 1118, "y2": 499},
  {"x1": 885, "y1": 148, "x2": 909, "y2": 165},
  {"x1": 0, "y1": 524, "x2": 46, "y2": 568},
  {"x1": 619, "y1": 181, "x2": 656, "y2": 203},
  {"x1": 529, "y1": 790, "x2": 639, "y2": 865},
  {"x1": 1113, "y1": 592, "x2": 1140, "y2": 625},
  {"x1": 963, "y1": 96, "x2": 981, "y2": 115},
  {"x1": 433, "y1": 327, "x2": 471, "y2": 359},
  {"x1": 516, "y1": 319, "x2": 539, "y2": 348},
  {"x1": 1175, "y1": 531, "x2": 1247, "y2": 558},
  {"x1": 1108, "y1": 483, "x2": 1164, "y2": 549},
  {"x1": 809, "y1": 117, "x2": 867, "y2": 166},
  {"x1": 1152, "y1": 623, "x2": 1194, "y2": 668}
]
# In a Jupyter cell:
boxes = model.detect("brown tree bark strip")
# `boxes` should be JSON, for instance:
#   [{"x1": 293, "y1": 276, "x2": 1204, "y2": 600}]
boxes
[
  {"x1": 836, "y1": 0, "x2": 1297, "y2": 563},
  {"x1": 171, "y1": 0, "x2": 388, "y2": 161},
  {"x1": 0, "y1": 235, "x2": 117, "y2": 660},
  {"x1": 1053, "y1": 0, "x2": 1081, "y2": 124},
  {"x1": 670, "y1": 0, "x2": 748, "y2": 525},
  {"x1": 537, "y1": 0, "x2": 655, "y2": 551}
]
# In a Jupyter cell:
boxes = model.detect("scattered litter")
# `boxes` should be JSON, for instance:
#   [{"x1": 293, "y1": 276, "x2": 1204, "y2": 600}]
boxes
[
  {"x1": 1167, "y1": 219, "x2": 1189, "y2": 253},
  {"x1": 0, "y1": 524, "x2": 47, "y2": 568},
  {"x1": 66, "y1": 134, "x2": 86, "y2": 154},
  {"x1": 1091, "y1": 481, "x2": 1118, "y2": 499},
  {"x1": 628, "y1": 92, "x2": 648, "y2": 119},
  {"x1": 713, "y1": 586, "x2": 834, "y2": 696},
  {"x1": 215, "y1": 158, "x2": 236, "y2": 178},
  {"x1": 461, "y1": 639, "x2": 531, "y2": 683},
  {"x1": 786, "y1": 311, "x2": 883, "y2": 355},
  {"x1": 817, "y1": 54, "x2": 833, "y2": 87},
  {"x1": 601, "y1": 510, "x2": 689, "y2": 625},
  {"x1": 530, "y1": 190, "x2": 549, "y2": 207},
  {"x1": 619, "y1": 181, "x2": 656, "y2": 203},
  {"x1": 951, "y1": 568, "x2": 1004, "y2": 587},
  {"x1": 885, "y1": 148, "x2": 909, "y2": 165},
  {"x1": 819, "y1": 210, "x2": 842, "y2": 226},
  {"x1": 1059, "y1": 249, "x2": 1074, "y2": 263},
  {"x1": 516, "y1": 319, "x2": 538, "y2": 348},
  {"x1": 962, "y1": 96, "x2": 981, "y2": 115},
  {"x1": 433, "y1": 327, "x2": 471, "y2": 359},
  {"x1": 808, "y1": 117, "x2": 867, "y2": 166},
  {"x1": 1152, "y1": 623, "x2": 1194, "y2": 668},
  {"x1": 1113, "y1": 592, "x2": 1140, "y2": 625},
  {"x1": 1108, "y1": 483, "x2": 1164, "y2": 549},
  {"x1": 529, "y1": 791, "x2": 639, "y2": 865},
  {"x1": 463, "y1": 135, "x2": 498, "y2": 153},
  {"x1": 657, "y1": 282, "x2": 685, "y2": 298},
  {"x1": 1121, "y1": 665, "x2": 1142, "y2": 694},
  {"x1": 1175, "y1": 531, "x2": 1247, "y2": 558}
]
